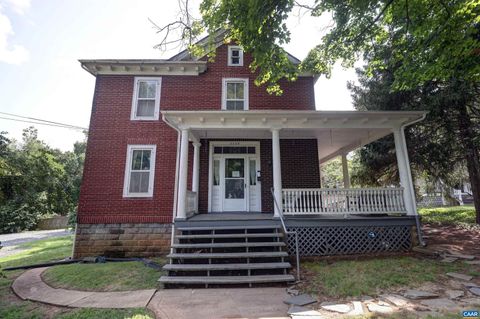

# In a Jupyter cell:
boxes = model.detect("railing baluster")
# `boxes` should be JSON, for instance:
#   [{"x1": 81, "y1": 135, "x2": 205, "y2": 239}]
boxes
[{"x1": 280, "y1": 188, "x2": 407, "y2": 216}]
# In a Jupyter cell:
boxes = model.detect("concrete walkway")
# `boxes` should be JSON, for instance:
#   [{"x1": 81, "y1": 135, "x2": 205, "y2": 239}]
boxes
[
  {"x1": 12, "y1": 267, "x2": 290, "y2": 318},
  {"x1": 149, "y1": 288, "x2": 289, "y2": 319},
  {"x1": 12, "y1": 267, "x2": 156, "y2": 308}
]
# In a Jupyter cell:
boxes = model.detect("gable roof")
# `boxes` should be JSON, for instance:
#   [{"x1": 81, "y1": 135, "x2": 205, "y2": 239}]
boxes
[
  {"x1": 79, "y1": 31, "x2": 311, "y2": 77},
  {"x1": 168, "y1": 30, "x2": 302, "y2": 65}
]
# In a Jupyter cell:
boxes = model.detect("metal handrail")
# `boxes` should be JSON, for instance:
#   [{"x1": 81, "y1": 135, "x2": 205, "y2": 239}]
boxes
[{"x1": 270, "y1": 188, "x2": 300, "y2": 281}]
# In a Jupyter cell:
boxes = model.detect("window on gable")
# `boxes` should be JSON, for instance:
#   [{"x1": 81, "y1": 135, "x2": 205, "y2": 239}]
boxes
[
  {"x1": 222, "y1": 78, "x2": 248, "y2": 110},
  {"x1": 131, "y1": 77, "x2": 161, "y2": 120},
  {"x1": 123, "y1": 145, "x2": 156, "y2": 197},
  {"x1": 228, "y1": 46, "x2": 243, "y2": 66}
]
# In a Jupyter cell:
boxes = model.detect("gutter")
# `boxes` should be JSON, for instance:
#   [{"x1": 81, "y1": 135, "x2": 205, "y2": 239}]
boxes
[
  {"x1": 400, "y1": 112, "x2": 428, "y2": 247},
  {"x1": 162, "y1": 113, "x2": 182, "y2": 253}
]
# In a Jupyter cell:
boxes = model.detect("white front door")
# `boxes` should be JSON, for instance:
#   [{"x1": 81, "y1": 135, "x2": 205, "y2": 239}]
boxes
[
  {"x1": 223, "y1": 157, "x2": 247, "y2": 211},
  {"x1": 209, "y1": 142, "x2": 262, "y2": 213}
]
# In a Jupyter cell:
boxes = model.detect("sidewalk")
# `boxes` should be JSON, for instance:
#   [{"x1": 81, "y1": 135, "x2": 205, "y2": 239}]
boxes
[{"x1": 12, "y1": 267, "x2": 290, "y2": 318}]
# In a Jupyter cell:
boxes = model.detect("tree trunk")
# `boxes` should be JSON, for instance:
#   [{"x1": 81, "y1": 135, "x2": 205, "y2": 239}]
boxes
[{"x1": 457, "y1": 102, "x2": 480, "y2": 224}]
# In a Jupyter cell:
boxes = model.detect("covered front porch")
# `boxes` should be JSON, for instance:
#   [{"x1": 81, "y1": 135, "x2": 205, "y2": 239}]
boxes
[{"x1": 163, "y1": 110, "x2": 425, "y2": 222}]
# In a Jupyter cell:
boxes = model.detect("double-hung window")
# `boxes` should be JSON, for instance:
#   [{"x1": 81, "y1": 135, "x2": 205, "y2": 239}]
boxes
[
  {"x1": 228, "y1": 46, "x2": 243, "y2": 66},
  {"x1": 222, "y1": 78, "x2": 249, "y2": 110},
  {"x1": 123, "y1": 145, "x2": 156, "y2": 197},
  {"x1": 131, "y1": 77, "x2": 161, "y2": 120}
]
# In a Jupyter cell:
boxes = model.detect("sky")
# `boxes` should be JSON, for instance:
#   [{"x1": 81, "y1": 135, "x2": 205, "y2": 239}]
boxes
[{"x1": 0, "y1": 0, "x2": 357, "y2": 151}]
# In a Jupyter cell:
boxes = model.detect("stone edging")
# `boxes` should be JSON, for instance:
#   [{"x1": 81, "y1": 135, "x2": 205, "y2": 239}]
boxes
[{"x1": 12, "y1": 267, "x2": 157, "y2": 308}]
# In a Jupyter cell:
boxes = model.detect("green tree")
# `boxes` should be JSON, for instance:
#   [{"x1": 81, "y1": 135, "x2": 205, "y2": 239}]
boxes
[
  {"x1": 321, "y1": 157, "x2": 355, "y2": 188},
  {"x1": 0, "y1": 128, "x2": 86, "y2": 233},
  {"x1": 155, "y1": 0, "x2": 480, "y2": 222}
]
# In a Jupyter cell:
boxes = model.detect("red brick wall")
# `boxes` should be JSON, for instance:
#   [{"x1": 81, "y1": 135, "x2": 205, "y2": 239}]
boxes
[{"x1": 78, "y1": 44, "x2": 316, "y2": 224}]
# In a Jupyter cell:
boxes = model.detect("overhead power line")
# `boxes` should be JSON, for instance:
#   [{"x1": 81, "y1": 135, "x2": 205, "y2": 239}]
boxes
[{"x1": 0, "y1": 111, "x2": 88, "y2": 131}]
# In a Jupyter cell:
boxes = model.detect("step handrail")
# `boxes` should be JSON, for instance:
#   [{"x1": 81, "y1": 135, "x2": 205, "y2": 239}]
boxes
[{"x1": 271, "y1": 187, "x2": 300, "y2": 281}]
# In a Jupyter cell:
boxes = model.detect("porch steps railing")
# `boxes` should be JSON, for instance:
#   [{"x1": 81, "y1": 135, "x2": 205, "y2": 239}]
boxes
[
  {"x1": 159, "y1": 224, "x2": 294, "y2": 287},
  {"x1": 282, "y1": 187, "x2": 407, "y2": 215}
]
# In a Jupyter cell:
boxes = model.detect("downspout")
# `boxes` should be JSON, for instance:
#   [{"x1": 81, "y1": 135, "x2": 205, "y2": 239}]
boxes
[
  {"x1": 400, "y1": 113, "x2": 427, "y2": 247},
  {"x1": 162, "y1": 113, "x2": 182, "y2": 253}
]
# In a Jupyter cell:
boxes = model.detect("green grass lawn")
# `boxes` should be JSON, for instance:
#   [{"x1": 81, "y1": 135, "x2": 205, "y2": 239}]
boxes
[
  {"x1": 302, "y1": 256, "x2": 479, "y2": 298},
  {"x1": 418, "y1": 205, "x2": 476, "y2": 225},
  {"x1": 0, "y1": 235, "x2": 73, "y2": 269},
  {"x1": 43, "y1": 259, "x2": 165, "y2": 291},
  {"x1": 54, "y1": 308, "x2": 153, "y2": 319},
  {"x1": 0, "y1": 235, "x2": 158, "y2": 319}
]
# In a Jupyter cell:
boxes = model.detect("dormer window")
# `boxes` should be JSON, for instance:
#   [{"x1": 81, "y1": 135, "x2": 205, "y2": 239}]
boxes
[
  {"x1": 228, "y1": 46, "x2": 243, "y2": 66},
  {"x1": 222, "y1": 78, "x2": 249, "y2": 110},
  {"x1": 131, "y1": 77, "x2": 161, "y2": 120}
]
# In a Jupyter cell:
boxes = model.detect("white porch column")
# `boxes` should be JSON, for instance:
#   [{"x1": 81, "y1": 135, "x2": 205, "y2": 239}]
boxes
[
  {"x1": 177, "y1": 129, "x2": 190, "y2": 220},
  {"x1": 393, "y1": 127, "x2": 416, "y2": 215},
  {"x1": 192, "y1": 142, "x2": 201, "y2": 193},
  {"x1": 271, "y1": 128, "x2": 283, "y2": 217},
  {"x1": 341, "y1": 153, "x2": 351, "y2": 188}
]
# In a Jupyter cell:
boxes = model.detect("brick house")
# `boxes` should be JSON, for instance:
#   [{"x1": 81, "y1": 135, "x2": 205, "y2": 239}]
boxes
[{"x1": 76, "y1": 40, "x2": 425, "y2": 285}]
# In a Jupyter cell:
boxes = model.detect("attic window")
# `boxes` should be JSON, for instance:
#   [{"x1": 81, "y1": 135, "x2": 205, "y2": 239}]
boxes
[{"x1": 228, "y1": 46, "x2": 243, "y2": 66}]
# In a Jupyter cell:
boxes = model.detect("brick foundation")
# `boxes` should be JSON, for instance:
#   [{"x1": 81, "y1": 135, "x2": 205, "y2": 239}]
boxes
[{"x1": 73, "y1": 223, "x2": 172, "y2": 258}]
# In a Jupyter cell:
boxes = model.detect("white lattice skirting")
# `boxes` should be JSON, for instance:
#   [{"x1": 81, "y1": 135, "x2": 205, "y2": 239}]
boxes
[{"x1": 286, "y1": 225, "x2": 412, "y2": 256}]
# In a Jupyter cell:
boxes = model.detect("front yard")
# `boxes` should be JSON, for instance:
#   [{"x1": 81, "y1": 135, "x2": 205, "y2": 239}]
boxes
[
  {"x1": 0, "y1": 236, "x2": 157, "y2": 319},
  {"x1": 1, "y1": 208, "x2": 479, "y2": 318},
  {"x1": 43, "y1": 259, "x2": 164, "y2": 292},
  {"x1": 300, "y1": 256, "x2": 480, "y2": 298},
  {"x1": 419, "y1": 205, "x2": 476, "y2": 226}
]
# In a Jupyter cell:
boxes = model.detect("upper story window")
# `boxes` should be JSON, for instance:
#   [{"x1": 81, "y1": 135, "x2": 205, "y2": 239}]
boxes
[
  {"x1": 123, "y1": 145, "x2": 156, "y2": 197},
  {"x1": 131, "y1": 77, "x2": 161, "y2": 120},
  {"x1": 222, "y1": 78, "x2": 249, "y2": 110},
  {"x1": 228, "y1": 46, "x2": 243, "y2": 66}
]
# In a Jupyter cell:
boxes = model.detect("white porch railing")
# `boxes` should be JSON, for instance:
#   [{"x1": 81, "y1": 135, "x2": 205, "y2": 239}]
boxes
[
  {"x1": 282, "y1": 188, "x2": 407, "y2": 215},
  {"x1": 186, "y1": 190, "x2": 198, "y2": 217}
]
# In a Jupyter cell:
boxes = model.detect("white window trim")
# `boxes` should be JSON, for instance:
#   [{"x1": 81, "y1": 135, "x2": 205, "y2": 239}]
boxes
[
  {"x1": 228, "y1": 46, "x2": 244, "y2": 66},
  {"x1": 130, "y1": 77, "x2": 161, "y2": 121},
  {"x1": 221, "y1": 78, "x2": 249, "y2": 110},
  {"x1": 123, "y1": 144, "x2": 156, "y2": 198}
]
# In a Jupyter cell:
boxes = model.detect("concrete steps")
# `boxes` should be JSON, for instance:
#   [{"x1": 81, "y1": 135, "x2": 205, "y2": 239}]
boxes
[{"x1": 159, "y1": 223, "x2": 293, "y2": 287}]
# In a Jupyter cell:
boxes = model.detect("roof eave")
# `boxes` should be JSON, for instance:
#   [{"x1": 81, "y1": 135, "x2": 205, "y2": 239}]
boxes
[{"x1": 79, "y1": 60, "x2": 208, "y2": 76}]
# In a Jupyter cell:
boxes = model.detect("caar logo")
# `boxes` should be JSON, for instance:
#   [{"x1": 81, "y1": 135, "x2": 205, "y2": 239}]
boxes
[{"x1": 463, "y1": 310, "x2": 479, "y2": 317}]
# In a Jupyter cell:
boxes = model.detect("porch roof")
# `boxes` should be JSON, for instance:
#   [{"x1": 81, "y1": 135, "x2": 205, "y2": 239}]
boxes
[{"x1": 162, "y1": 110, "x2": 426, "y2": 163}]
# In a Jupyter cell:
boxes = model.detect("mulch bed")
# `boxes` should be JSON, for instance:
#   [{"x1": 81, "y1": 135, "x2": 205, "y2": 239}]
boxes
[{"x1": 422, "y1": 223, "x2": 480, "y2": 256}]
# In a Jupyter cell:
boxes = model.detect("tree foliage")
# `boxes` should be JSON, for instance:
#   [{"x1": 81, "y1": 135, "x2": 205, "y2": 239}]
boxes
[
  {"x1": 156, "y1": 0, "x2": 479, "y2": 93},
  {"x1": 349, "y1": 43, "x2": 479, "y2": 206},
  {"x1": 0, "y1": 128, "x2": 85, "y2": 233}
]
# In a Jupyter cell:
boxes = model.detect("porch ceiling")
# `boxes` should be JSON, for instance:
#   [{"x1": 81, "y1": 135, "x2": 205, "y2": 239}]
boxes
[{"x1": 162, "y1": 110, "x2": 426, "y2": 162}]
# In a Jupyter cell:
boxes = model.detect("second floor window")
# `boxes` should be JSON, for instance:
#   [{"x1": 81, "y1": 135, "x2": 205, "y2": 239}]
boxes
[
  {"x1": 222, "y1": 78, "x2": 249, "y2": 110},
  {"x1": 131, "y1": 77, "x2": 161, "y2": 120}
]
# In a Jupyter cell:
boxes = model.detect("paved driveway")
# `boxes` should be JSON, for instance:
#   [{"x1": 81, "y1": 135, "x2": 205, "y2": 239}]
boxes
[{"x1": 0, "y1": 229, "x2": 72, "y2": 258}]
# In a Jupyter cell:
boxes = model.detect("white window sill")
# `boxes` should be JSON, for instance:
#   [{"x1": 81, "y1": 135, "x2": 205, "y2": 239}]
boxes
[{"x1": 123, "y1": 193, "x2": 154, "y2": 198}]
